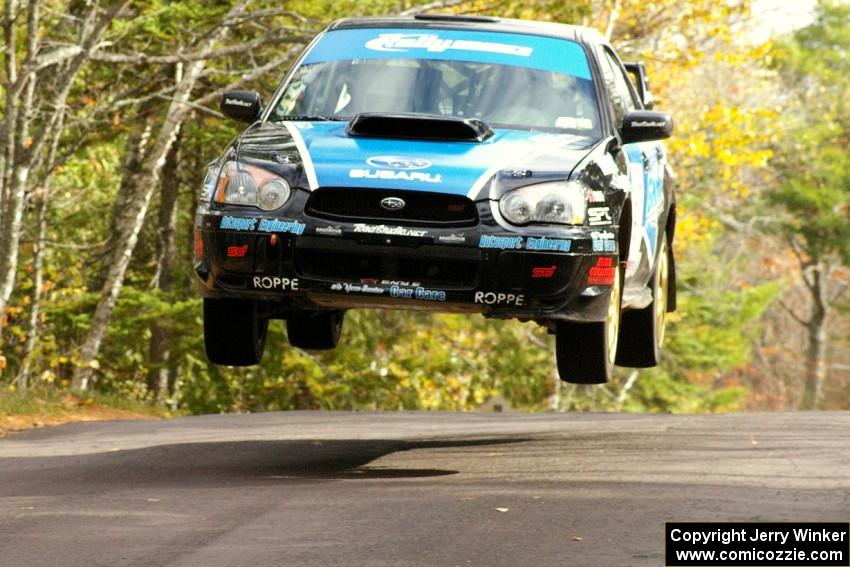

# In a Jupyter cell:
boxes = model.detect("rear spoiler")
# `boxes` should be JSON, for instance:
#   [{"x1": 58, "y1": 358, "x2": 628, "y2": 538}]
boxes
[{"x1": 347, "y1": 113, "x2": 494, "y2": 142}]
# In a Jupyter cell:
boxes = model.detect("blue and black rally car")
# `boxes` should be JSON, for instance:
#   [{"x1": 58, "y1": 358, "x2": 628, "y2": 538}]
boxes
[{"x1": 195, "y1": 14, "x2": 677, "y2": 383}]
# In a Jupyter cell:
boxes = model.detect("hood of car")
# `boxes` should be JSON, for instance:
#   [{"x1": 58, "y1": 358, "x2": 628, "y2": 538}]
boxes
[{"x1": 237, "y1": 121, "x2": 597, "y2": 198}]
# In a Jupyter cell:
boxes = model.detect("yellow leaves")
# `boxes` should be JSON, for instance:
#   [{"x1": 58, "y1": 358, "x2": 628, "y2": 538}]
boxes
[
  {"x1": 676, "y1": 212, "x2": 718, "y2": 249},
  {"x1": 670, "y1": 102, "x2": 777, "y2": 201}
]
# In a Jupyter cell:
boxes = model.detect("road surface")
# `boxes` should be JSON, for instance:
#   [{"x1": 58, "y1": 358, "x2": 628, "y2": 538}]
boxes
[{"x1": 1, "y1": 411, "x2": 848, "y2": 566}]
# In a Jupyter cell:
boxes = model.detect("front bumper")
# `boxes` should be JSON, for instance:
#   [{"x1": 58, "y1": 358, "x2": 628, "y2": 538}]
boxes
[{"x1": 195, "y1": 205, "x2": 619, "y2": 323}]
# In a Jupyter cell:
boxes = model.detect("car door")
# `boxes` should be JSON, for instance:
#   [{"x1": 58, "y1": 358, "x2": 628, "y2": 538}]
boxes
[{"x1": 597, "y1": 46, "x2": 665, "y2": 286}]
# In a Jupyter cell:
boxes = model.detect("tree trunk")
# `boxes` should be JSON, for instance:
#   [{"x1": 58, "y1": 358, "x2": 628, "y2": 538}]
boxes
[
  {"x1": 71, "y1": 75, "x2": 197, "y2": 390},
  {"x1": 16, "y1": 108, "x2": 64, "y2": 389},
  {"x1": 87, "y1": 111, "x2": 155, "y2": 292},
  {"x1": 146, "y1": 132, "x2": 181, "y2": 400},
  {"x1": 604, "y1": 0, "x2": 622, "y2": 40},
  {"x1": 70, "y1": 0, "x2": 249, "y2": 390},
  {"x1": 0, "y1": 0, "x2": 21, "y2": 343},
  {"x1": 800, "y1": 266, "x2": 828, "y2": 410},
  {"x1": 0, "y1": 0, "x2": 126, "y2": 344}
]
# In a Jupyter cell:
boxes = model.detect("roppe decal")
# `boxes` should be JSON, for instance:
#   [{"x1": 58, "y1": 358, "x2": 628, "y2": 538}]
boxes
[
  {"x1": 474, "y1": 292, "x2": 525, "y2": 306},
  {"x1": 252, "y1": 276, "x2": 300, "y2": 290}
]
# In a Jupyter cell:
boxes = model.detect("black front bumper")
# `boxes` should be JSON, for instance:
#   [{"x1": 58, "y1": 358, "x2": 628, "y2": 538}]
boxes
[{"x1": 195, "y1": 206, "x2": 618, "y2": 323}]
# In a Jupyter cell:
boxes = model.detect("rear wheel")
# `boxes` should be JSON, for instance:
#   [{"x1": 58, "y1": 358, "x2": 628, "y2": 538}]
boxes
[
  {"x1": 556, "y1": 263, "x2": 622, "y2": 384},
  {"x1": 287, "y1": 310, "x2": 344, "y2": 350},
  {"x1": 204, "y1": 297, "x2": 268, "y2": 366},
  {"x1": 616, "y1": 237, "x2": 670, "y2": 367}
]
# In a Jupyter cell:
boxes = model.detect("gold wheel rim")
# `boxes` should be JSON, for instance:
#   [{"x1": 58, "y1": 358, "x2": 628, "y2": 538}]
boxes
[
  {"x1": 655, "y1": 241, "x2": 669, "y2": 348},
  {"x1": 606, "y1": 265, "x2": 621, "y2": 368}
]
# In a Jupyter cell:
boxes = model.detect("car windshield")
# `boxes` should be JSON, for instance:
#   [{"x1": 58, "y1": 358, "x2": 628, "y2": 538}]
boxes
[{"x1": 270, "y1": 28, "x2": 601, "y2": 137}]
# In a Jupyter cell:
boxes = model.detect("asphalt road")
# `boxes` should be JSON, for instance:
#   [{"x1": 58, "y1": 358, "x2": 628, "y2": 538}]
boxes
[{"x1": 0, "y1": 411, "x2": 848, "y2": 567}]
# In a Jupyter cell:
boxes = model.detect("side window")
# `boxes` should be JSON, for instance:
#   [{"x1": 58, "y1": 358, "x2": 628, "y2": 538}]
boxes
[{"x1": 598, "y1": 48, "x2": 638, "y2": 129}]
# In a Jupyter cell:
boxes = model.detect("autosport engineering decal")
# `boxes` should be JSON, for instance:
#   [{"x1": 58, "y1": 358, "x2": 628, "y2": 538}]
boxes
[{"x1": 219, "y1": 216, "x2": 305, "y2": 235}]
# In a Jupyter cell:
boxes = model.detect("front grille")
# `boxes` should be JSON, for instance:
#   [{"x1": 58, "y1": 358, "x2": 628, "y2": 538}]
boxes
[
  {"x1": 306, "y1": 188, "x2": 478, "y2": 227},
  {"x1": 295, "y1": 237, "x2": 480, "y2": 288}
]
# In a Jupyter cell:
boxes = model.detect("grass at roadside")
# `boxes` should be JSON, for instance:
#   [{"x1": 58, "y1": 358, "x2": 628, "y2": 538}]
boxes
[{"x1": 0, "y1": 388, "x2": 174, "y2": 438}]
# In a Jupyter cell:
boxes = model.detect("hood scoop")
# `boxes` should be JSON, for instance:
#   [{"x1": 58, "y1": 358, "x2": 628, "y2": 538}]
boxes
[{"x1": 346, "y1": 113, "x2": 494, "y2": 142}]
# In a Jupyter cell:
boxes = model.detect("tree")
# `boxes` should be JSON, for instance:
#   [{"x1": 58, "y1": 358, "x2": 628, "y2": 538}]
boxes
[{"x1": 766, "y1": 1, "x2": 850, "y2": 409}]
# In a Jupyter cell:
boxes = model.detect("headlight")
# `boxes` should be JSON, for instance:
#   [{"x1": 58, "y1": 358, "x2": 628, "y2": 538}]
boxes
[
  {"x1": 214, "y1": 161, "x2": 291, "y2": 211},
  {"x1": 499, "y1": 181, "x2": 587, "y2": 225}
]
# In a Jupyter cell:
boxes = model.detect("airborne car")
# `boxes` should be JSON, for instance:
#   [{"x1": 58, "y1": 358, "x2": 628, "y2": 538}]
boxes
[{"x1": 195, "y1": 14, "x2": 676, "y2": 383}]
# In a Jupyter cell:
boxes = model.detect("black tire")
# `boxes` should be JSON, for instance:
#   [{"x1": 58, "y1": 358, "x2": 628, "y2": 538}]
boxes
[
  {"x1": 204, "y1": 297, "x2": 268, "y2": 366},
  {"x1": 556, "y1": 263, "x2": 622, "y2": 384},
  {"x1": 616, "y1": 237, "x2": 670, "y2": 367},
  {"x1": 287, "y1": 310, "x2": 344, "y2": 350}
]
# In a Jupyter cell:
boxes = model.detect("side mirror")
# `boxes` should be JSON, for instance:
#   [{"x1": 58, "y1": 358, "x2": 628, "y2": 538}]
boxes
[
  {"x1": 623, "y1": 61, "x2": 655, "y2": 110},
  {"x1": 621, "y1": 110, "x2": 673, "y2": 144},
  {"x1": 220, "y1": 90, "x2": 262, "y2": 123}
]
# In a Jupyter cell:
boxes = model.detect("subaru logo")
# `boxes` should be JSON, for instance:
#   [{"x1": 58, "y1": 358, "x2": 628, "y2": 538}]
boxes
[
  {"x1": 380, "y1": 197, "x2": 406, "y2": 211},
  {"x1": 367, "y1": 156, "x2": 431, "y2": 170}
]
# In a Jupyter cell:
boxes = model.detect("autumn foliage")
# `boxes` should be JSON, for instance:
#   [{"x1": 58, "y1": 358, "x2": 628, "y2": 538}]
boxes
[{"x1": 0, "y1": 0, "x2": 847, "y2": 414}]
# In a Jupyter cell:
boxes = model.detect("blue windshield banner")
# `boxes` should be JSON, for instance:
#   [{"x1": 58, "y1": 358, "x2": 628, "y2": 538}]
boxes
[{"x1": 302, "y1": 28, "x2": 591, "y2": 80}]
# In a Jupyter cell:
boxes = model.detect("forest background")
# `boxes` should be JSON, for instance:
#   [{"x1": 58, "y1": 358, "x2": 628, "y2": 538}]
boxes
[{"x1": 0, "y1": 0, "x2": 848, "y2": 417}]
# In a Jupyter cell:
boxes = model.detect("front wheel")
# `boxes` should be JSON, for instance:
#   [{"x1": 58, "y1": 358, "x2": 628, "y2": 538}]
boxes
[
  {"x1": 616, "y1": 237, "x2": 670, "y2": 367},
  {"x1": 286, "y1": 310, "x2": 344, "y2": 350},
  {"x1": 556, "y1": 263, "x2": 622, "y2": 384},
  {"x1": 204, "y1": 297, "x2": 268, "y2": 366}
]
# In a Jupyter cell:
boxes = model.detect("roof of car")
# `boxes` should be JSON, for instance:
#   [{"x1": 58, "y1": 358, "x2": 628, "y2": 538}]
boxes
[{"x1": 327, "y1": 14, "x2": 607, "y2": 46}]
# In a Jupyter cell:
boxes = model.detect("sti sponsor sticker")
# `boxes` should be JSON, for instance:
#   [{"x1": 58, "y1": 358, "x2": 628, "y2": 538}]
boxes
[
  {"x1": 438, "y1": 233, "x2": 466, "y2": 244},
  {"x1": 381, "y1": 279, "x2": 421, "y2": 287},
  {"x1": 226, "y1": 245, "x2": 249, "y2": 258},
  {"x1": 591, "y1": 230, "x2": 616, "y2": 252},
  {"x1": 353, "y1": 224, "x2": 428, "y2": 238},
  {"x1": 588, "y1": 207, "x2": 612, "y2": 226},
  {"x1": 331, "y1": 282, "x2": 384, "y2": 295},
  {"x1": 531, "y1": 266, "x2": 557, "y2": 278},
  {"x1": 587, "y1": 190, "x2": 605, "y2": 203},
  {"x1": 316, "y1": 225, "x2": 343, "y2": 236},
  {"x1": 479, "y1": 235, "x2": 523, "y2": 249}
]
